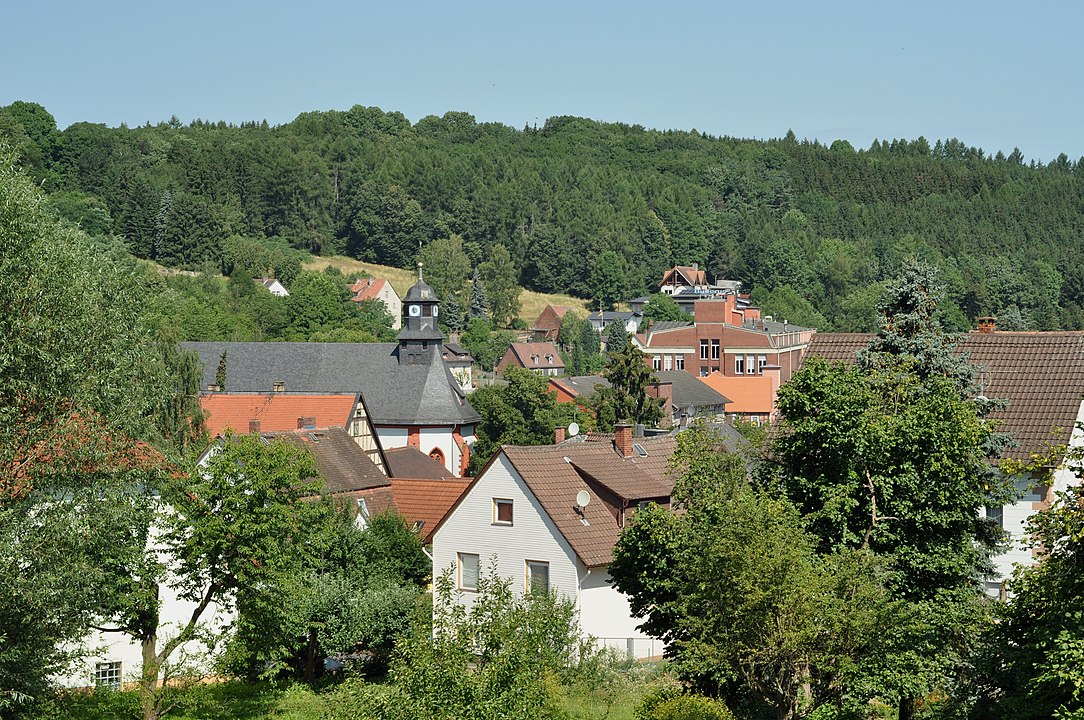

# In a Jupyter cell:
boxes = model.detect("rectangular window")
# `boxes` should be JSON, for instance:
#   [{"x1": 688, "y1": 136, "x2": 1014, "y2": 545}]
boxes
[
  {"x1": 735, "y1": 355, "x2": 745, "y2": 374},
  {"x1": 95, "y1": 661, "x2": 122, "y2": 689},
  {"x1": 699, "y1": 339, "x2": 709, "y2": 360},
  {"x1": 458, "y1": 552, "x2": 480, "y2": 591},
  {"x1": 699, "y1": 366, "x2": 709, "y2": 377},
  {"x1": 526, "y1": 560, "x2": 550, "y2": 594},
  {"x1": 663, "y1": 355, "x2": 673, "y2": 371},
  {"x1": 986, "y1": 505, "x2": 1004, "y2": 529},
  {"x1": 675, "y1": 356, "x2": 685, "y2": 370},
  {"x1": 652, "y1": 355, "x2": 661, "y2": 370},
  {"x1": 758, "y1": 354, "x2": 768, "y2": 373},
  {"x1": 493, "y1": 498, "x2": 513, "y2": 525},
  {"x1": 745, "y1": 354, "x2": 756, "y2": 375},
  {"x1": 711, "y1": 339, "x2": 720, "y2": 360}
]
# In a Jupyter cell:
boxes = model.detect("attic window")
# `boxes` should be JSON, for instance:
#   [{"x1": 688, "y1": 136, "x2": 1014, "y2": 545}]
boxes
[
  {"x1": 273, "y1": 381, "x2": 285, "y2": 392},
  {"x1": 493, "y1": 498, "x2": 513, "y2": 525},
  {"x1": 411, "y1": 520, "x2": 425, "y2": 533},
  {"x1": 633, "y1": 443, "x2": 648, "y2": 457}
]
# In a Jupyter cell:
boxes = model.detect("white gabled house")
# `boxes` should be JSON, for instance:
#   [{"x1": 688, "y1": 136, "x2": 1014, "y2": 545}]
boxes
[{"x1": 431, "y1": 426, "x2": 676, "y2": 659}]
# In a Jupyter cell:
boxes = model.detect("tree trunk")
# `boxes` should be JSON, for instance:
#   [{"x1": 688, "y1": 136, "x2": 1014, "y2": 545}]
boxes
[
  {"x1": 303, "y1": 628, "x2": 319, "y2": 684},
  {"x1": 140, "y1": 631, "x2": 160, "y2": 720},
  {"x1": 899, "y1": 695, "x2": 915, "y2": 720}
]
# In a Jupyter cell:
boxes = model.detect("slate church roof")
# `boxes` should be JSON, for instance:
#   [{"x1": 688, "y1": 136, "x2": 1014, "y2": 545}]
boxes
[{"x1": 184, "y1": 341, "x2": 480, "y2": 426}]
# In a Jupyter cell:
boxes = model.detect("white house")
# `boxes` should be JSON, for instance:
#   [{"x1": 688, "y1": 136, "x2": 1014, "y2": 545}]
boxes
[
  {"x1": 351, "y1": 277, "x2": 403, "y2": 330},
  {"x1": 432, "y1": 427, "x2": 676, "y2": 658},
  {"x1": 259, "y1": 278, "x2": 289, "y2": 297}
]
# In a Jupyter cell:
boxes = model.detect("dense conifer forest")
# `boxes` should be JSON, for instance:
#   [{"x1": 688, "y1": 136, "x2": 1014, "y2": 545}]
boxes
[{"x1": 3, "y1": 99, "x2": 1082, "y2": 331}]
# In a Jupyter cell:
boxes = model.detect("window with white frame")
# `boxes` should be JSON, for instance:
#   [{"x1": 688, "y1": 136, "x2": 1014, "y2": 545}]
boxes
[
  {"x1": 985, "y1": 505, "x2": 1004, "y2": 529},
  {"x1": 699, "y1": 340, "x2": 709, "y2": 360},
  {"x1": 95, "y1": 661, "x2": 122, "y2": 689},
  {"x1": 745, "y1": 354, "x2": 756, "y2": 374},
  {"x1": 652, "y1": 355, "x2": 661, "y2": 370},
  {"x1": 526, "y1": 560, "x2": 550, "y2": 594},
  {"x1": 458, "y1": 552, "x2": 480, "y2": 590},
  {"x1": 710, "y1": 339, "x2": 720, "y2": 360},
  {"x1": 493, "y1": 498, "x2": 513, "y2": 525},
  {"x1": 735, "y1": 355, "x2": 745, "y2": 374},
  {"x1": 758, "y1": 354, "x2": 768, "y2": 373},
  {"x1": 676, "y1": 355, "x2": 685, "y2": 370},
  {"x1": 663, "y1": 354, "x2": 673, "y2": 371}
]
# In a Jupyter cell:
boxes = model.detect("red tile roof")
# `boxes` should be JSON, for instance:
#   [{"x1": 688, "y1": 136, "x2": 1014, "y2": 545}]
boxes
[
  {"x1": 351, "y1": 277, "x2": 391, "y2": 301},
  {"x1": 201, "y1": 393, "x2": 357, "y2": 436},
  {"x1": 345, "y1": 477, "x2": 471, "y2": 544},
  {"x1": 391, "y1": 478, "x2": 473, "y2": 543},
  {"x1": 805, "y1": 332, "x2": 1084, "y2": 461}
]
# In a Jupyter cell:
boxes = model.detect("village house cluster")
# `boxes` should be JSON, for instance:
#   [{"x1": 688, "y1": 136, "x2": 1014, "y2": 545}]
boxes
[{"x1": 71, "y1": 264, "x2": 1084, "y2": 684}]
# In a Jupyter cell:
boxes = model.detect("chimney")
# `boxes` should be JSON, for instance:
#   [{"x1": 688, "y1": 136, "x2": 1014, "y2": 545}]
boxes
[
  {"x1": 555, "y1": 427, "x2": 565, "y2": 444},
  {"x1": 977, "y1": 316, "x2": 997, "y2": 333},
  {"x1": 614, "y1": 424, "x2": 633, "y2": 458},
  {"x1": 248, "y1": 419, "x2": 261, "y2": 434}
]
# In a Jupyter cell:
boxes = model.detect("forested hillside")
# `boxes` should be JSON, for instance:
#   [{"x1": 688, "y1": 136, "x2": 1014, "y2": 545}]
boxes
[{"x1": 3, "y1": 100, "x2": 1083, "y2": 331}]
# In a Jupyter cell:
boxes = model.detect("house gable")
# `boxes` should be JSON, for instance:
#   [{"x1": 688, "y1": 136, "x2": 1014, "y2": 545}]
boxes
[{"x1": 432, "y1": 452, "x2": 581, "y2": 600}]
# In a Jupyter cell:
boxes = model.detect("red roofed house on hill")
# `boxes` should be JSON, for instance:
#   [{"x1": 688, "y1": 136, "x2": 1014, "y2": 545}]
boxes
[
  {"x1": 496, "y1": 342, "x2": 566, "y2": 377},
  {"x1": 805, "y1": 327, "x2": 1084, "y2": 595},
  {"x1": 531, "y1": 305, "x2": 574, "y2": 342},
  {"x1": 351, "y1": 277, "x2": 402, "y2": 330},
  {"x1": 432, "y1": 425, "x2": 677, "y2": 658}
]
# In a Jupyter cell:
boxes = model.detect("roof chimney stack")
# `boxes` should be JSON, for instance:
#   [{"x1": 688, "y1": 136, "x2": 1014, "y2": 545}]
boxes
[
  {"x1": 614, "y1": 423, "x2": 633, "y2": 458},
  {"x1": 248, "y1": 419, "x2": 261, "y2": 434},
  {"x1": 977, "y1": 316, "x2": 997, "y2": 333},
  {"x1": 555, "y1": 426, "x2": 565, "y2": 444}
]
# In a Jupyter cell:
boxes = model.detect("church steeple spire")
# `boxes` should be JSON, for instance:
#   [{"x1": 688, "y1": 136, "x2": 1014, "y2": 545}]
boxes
[{"x1": 397, "y1": 262, "x2": 445, "y2": 365}]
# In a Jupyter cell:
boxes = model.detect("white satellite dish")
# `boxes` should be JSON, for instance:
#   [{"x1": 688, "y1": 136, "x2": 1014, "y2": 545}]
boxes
[
  {"x1": 575, "y1": 490, "x2": 591, "y2": 508},
  {"x1": 568, "y1": 421, "x2": 580, "y2": 437}
]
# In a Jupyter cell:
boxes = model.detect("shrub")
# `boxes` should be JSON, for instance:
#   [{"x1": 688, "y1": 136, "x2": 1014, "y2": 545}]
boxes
[{"x1": 636, "y1": 687, "x2": 735, "y2": 720}]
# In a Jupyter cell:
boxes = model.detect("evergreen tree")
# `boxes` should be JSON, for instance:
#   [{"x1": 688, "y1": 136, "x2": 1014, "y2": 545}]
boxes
[
  {"x1": 468, "y1": 267, "x2": 489, "y2": 320},
  {"x1": 605, "y1": 320, "x2": 629, "y2": 352},
  {"x1": 591, "y1": 340, "x2": 663, "y2": 430},
  {"x1": 215, "y1": 350, "x2": 227, "y2": 390}
]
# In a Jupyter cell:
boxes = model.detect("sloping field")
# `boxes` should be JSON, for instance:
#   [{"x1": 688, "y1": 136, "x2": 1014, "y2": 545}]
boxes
[{"x1": 305, "y1": 255, "x2": 589, "y2": 325}]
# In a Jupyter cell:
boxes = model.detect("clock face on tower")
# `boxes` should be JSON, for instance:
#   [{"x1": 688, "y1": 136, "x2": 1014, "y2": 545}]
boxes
[{"x1": 408, "y1": 304, "x2": 421, "y2": 317}]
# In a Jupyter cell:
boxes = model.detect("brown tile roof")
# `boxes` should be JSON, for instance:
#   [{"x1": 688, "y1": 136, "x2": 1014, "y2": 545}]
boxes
[
  {"x1": 805, "y1": 332, "x2": 1084, "y2": 461},
  {"x1": 201, "y1": 393, "x2": 357, "y2": 436},
  {"x1": 265, "y1": 427, "x2": 389, "y2": 494},
  {"x1": 504, "y1": 342, "x2": 566, "y2": 371},
  {"x1": 384, "y1": 446, "x2": 452, "y2": 479},
  {"x1": 502, "y1": 435, "x2": 677, "y2": 567}
]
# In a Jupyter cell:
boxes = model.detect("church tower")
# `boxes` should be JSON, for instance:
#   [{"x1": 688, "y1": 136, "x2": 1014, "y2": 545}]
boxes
[{"x1": 397, "y1": 262, "x2": 445, "y2": 365}]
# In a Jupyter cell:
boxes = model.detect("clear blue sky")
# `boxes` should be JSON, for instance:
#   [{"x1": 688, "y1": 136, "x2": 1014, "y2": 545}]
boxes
[{"x1": 4, "y1": 0, "x2": 1081, "y2": 162}]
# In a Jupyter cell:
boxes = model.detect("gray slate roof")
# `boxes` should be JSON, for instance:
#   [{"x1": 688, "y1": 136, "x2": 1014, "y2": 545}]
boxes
[
  {"x1": 654, "y1": 370, "x2": 732, "y2": 408},
  {"x1": 184, "y1": 342, "x2": 480, "y2": 426}
]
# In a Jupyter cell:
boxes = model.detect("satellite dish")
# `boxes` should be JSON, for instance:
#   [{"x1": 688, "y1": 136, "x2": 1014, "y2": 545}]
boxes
[
  {"x1": 568, "y1": 422, "x2": 580, "y2": 437},
  {"x1": 576, "y1": 490, "x2": 591, "y2": 508}
]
